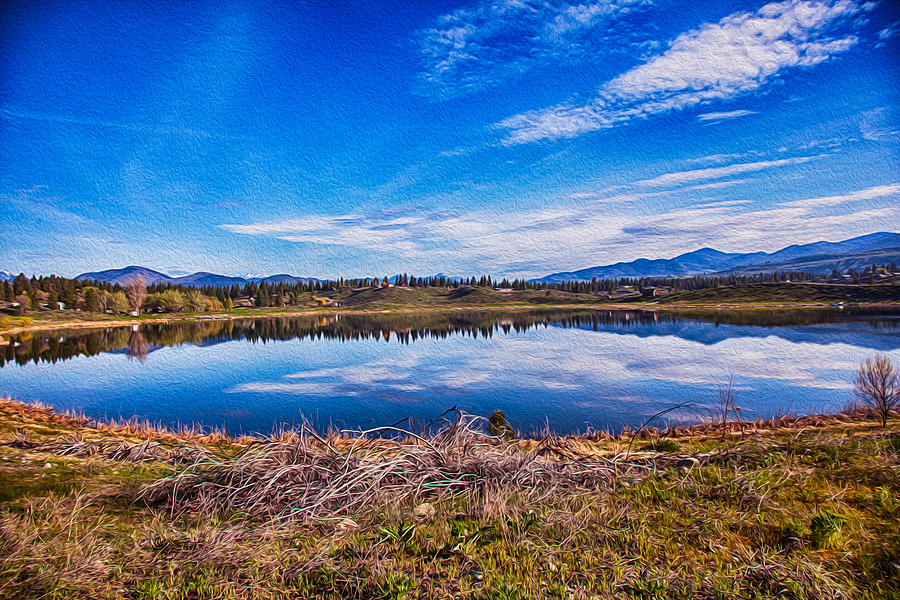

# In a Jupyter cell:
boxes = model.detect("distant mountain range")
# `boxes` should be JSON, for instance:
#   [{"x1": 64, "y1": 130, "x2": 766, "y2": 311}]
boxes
[
  {"x1": 74, "y1": 266, "x2": 320, "y2": 287},
  {"x1": 3, "y1": 232, "x2": 898, "y2": 287},
  {"x1": 533, "y1": 232, "x2": 900, "y2": 283},
  {"x1": 69, "y1": 267, "x2": 463, "y2": 288},
  {"x1": 711, "y1": 247, "x2": 900, "y2": 277}
]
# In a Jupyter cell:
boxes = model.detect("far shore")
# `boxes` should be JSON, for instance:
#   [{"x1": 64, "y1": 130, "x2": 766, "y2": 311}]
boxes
[{"x1": 2, "y1": 300, "x2": 899, "y2": 336}]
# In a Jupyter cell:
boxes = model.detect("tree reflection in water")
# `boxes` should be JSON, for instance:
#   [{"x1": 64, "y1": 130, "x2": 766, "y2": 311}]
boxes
[
  {"x1": 1, "y1": 307, "x2": 897, "y2": 368},
  {"x1": 126, "y1": 330, "x2": 149, "y2": 364}
]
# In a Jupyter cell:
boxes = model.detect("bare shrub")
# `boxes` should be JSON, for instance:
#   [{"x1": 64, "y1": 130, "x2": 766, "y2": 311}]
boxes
[
  {"x1": 854, "y1": 354, "x2": 900, "y2": 427},
  {"x1": 123, "y1": 275, "x2": 147, "y2": 314}
]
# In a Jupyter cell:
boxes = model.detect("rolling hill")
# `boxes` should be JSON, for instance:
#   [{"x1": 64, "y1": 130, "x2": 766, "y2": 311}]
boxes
[{"x1": 714, "y1": 247, "x2": 900, "y2": 276}]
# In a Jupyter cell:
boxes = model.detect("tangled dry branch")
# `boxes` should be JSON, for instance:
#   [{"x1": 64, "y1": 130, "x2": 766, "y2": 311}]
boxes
[{"x1": 136, "y1": 413, "x2": 694, "y2": 521}]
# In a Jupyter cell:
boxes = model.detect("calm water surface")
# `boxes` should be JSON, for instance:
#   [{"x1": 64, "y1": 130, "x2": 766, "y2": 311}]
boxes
[{"x1": 2, "y1": 309, "x2": 899, "y2": 434}]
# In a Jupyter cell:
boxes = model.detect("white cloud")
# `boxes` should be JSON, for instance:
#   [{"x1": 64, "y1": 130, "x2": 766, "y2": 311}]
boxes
[
  {"x1": 221, "y1": 175, "x2": 899, "y2": 277},
  {"x1": 416, "y1": 0, "x2": 655, "y2": 98},
  {"x1": 498, "y1": 0, "x2": 862, "y2": 143},
  {"x1": 781, "y1": 183, "x2": 900, "y2": 207},
  {"x1": 696, "y1": 109, "x2": 758, "y2": 122},
  {"x1": 633, "y1": 155, "x2": 821, "y2": 187}
]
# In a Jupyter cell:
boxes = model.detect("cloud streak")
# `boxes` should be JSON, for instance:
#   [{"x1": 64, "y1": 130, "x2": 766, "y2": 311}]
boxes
[
  {"x1": 696, "y1": 109, "x2": 758, "y2": 122},
  {"x1": 633, "y1": 155, "x2": 822, "y2": 187},
  {"x1": 781, "y1": 183, "x2": 900, "y2": 207},
  {"x1": 0, "y1": 106, "x2": 236, "y2": 141},
  {"x1": 497, "y1": 0, "x2": 863, "y2": 143}
]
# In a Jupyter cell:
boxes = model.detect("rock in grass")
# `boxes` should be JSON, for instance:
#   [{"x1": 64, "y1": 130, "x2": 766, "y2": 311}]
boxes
[{"x1": 413, "y1": 502, "x2": 436, "y2": 522}]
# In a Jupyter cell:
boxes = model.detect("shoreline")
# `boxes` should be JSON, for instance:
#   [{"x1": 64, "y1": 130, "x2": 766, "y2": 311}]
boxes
[
  {"x1": 0, "y1": 395, "x2": 890, "y2": 444},
  {"x1": 2, "y1": 300, "x2": 898, "y2": 336}
]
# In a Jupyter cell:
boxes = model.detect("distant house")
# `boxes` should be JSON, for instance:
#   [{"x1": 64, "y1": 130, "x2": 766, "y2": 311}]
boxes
[{"x1": 641, "y1": 286, "x2": 672, "y2": 298}]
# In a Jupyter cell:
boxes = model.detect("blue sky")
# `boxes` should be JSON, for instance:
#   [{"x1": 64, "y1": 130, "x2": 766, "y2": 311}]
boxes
[{"x1": 1, "y1": 0, "x2": 898, "y2": 278}]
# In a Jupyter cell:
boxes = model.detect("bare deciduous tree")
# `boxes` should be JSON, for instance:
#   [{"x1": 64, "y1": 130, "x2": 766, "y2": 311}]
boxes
[
  {"x1": 855, "y1": 354, "x2": 900, "y2": 427},
  {"x1": 124, "y1": 276, "x2": 147, "y2": 314},
  {"x1": 96, "y1": 289, "x2": 109, "y2": 313}
]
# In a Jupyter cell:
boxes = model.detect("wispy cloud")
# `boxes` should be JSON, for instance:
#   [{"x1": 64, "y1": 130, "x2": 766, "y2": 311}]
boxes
[
  {"x1": 415, "y1": 0, "x2": 656, "y2": 98},
  {"x1": 570, "y1": 177, "x2": 751, "y2": 201},
  {"x1": 696, "y1": 109, "x2": 758, "y2": 123},
  {"x1": 781, "y1": 183, "x2": 900, "y2": 207},
  {"x1": 633, "y1": 155, "x2": 822, "y2": 188},
  {"x1": 497, "y1": 0, "x2": 864, "y2": 143},
  {"x1": 0, "y1": 106, "x2": 231, "y2": 140}
]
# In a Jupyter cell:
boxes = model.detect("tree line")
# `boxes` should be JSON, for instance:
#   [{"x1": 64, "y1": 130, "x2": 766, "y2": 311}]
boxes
[{"x1": 0, "y1": 264, "x2": 886, "y2": 316}]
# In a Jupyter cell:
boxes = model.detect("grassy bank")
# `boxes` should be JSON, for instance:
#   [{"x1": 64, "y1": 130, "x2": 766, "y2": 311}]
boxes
[
  {"x1": 0, "y1": 280, "x2": 897, "y2": 337},
  {"x1": 656, "y1": 281, "x2": 900, "y2": 306},
  {"x1": 0, "y1": 302, "x2": 640, "y2": 337},
  {"x1": 1, "y1": 398, "x2": 898, "y2": 599}
]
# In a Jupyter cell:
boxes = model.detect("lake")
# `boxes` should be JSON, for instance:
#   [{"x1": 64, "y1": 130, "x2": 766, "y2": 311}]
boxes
[{"x1": 2, "y1": 309, "x2": 899, "y2": 435}]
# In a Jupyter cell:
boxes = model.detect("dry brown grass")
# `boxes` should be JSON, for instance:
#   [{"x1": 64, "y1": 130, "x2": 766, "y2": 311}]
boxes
[
  {"x1": 0, "y1": 397, "x2": 231, "y2": 444},
  {"x1": 138, "y1": 413, "x2": 704, "y2": 522}
]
